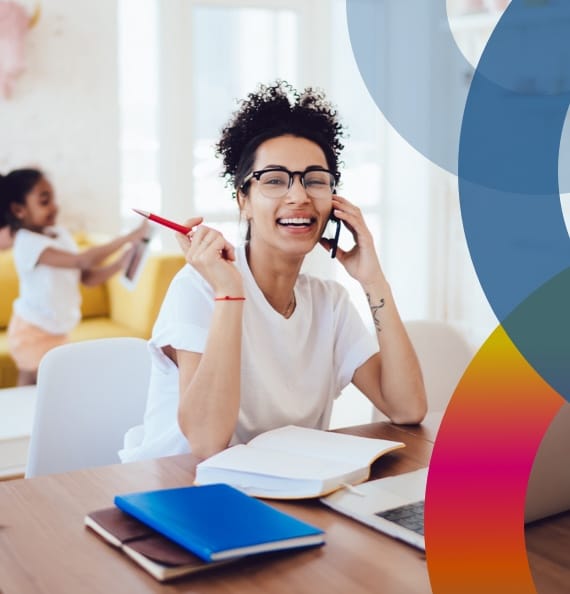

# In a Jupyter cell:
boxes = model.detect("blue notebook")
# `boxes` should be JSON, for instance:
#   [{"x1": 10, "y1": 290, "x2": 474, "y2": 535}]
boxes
[{"x1": 114, "y1": 483, "x2": 325, "y2": 562}]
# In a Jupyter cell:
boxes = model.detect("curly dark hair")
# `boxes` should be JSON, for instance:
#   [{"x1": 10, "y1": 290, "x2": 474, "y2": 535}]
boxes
[
  {"x1": 0, "y1": 168, "x2": 43, "y2": 232},
  {"x1": 215, "y1": 80, "x2": 345, "y2": 192}
]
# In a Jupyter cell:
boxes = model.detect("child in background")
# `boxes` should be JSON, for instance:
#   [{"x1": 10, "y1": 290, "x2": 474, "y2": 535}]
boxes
[{"x1": 0, "y1": 167, "x2": 149, "y2": 385}]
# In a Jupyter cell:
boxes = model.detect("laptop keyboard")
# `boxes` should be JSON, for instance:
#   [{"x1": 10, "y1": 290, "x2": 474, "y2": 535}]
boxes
[{"x1": 375, "y1": 501, "x2": 425, "y2": 535}]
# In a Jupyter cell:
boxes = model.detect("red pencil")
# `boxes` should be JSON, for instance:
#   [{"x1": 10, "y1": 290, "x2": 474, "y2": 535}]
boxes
[{"x1": 132, "y1": 208, "x2": 192, "y2": 234}]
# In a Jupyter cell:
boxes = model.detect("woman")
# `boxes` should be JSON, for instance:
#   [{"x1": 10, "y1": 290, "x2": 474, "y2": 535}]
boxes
[{"x1": 120, "y1": 81, "x2": 426, "y2": 463}]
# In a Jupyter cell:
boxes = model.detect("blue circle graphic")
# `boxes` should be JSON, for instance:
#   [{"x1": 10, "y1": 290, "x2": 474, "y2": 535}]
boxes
[{"x1": 347, "y1": 0, "x2": 570, "y2": 401}]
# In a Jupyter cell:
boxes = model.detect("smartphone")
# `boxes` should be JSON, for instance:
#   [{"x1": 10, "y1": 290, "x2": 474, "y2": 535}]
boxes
[{"x1": 323, "y1": 211, "x2": 341, "y2": 259}]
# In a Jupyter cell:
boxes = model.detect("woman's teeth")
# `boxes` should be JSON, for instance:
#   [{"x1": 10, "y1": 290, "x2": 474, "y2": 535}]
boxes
[{"x1": 278, "y1": 218, "x2": 313, "y2": 226}]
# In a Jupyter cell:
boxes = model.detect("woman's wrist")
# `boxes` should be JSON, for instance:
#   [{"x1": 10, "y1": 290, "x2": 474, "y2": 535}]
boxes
[
  {"x1": 361, "y1": 276, "x2": 390, "y2": 297},
  {"x1": 214, "y1": 295, "x2": 245, "y2": 301},
  {"x1": 213, "y1": 282, "x2": 244, "y2": 301}
]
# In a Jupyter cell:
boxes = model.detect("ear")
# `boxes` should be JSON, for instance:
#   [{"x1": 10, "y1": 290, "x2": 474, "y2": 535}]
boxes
[
  {"x1": 237, "y1": 189, "x2": 252, "y2": 220},
  {"x1": 10, "y1": 202, "x2": 26, "y2": 220}
]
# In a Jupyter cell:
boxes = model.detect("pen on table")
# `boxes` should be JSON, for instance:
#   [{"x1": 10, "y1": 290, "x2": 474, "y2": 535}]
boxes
[{"x1": 132, "y1": 208, "x2": 192, "y2": 234}]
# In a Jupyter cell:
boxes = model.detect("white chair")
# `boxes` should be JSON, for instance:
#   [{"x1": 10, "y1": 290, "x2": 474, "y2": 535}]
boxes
[
  {"x1": 372, "y1": 320, "x2": 474, "y2": 421},
  {"x1": 25, "y1": 337, "x2": 150, "y2": 478}
]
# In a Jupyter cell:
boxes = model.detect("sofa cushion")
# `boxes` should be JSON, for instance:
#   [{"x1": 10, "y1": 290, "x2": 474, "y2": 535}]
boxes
[
  {"x1": 74, "y1": 232, "x2": 110, "y2": 318},
  {"x1": 107, "y1": 253, "x2": 185, "y2": 337},
  {"x1": 79, "y1": 284, "x2": 110, "y2": 318},
  {"x1": 0, "y1": 333, "x2": 17, "y2": 387},
  {"x1": 69, "y1": 318, "x2": 146, "y2": 341},
  {"x1": 0, "y1": 249, "x2": 18, "y2": 329}
]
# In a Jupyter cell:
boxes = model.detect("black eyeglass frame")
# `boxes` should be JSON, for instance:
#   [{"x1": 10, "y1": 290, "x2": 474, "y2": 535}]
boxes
[{"x1": 240, "y1": 166, "x2": 340, "y2": 196}]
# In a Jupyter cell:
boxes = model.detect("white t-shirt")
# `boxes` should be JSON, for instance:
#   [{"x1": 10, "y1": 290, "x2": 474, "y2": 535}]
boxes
[
  {"x1": 12, "y1": 227, "x2": 81, "y2": 334},
  {"x1": 119, "y1": 244, "x2": 379, "y2": 463}
]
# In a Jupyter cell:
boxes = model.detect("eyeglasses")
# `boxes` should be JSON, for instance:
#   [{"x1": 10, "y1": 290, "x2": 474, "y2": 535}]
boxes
[{"x1": 241, "y1": 167, "x2": 339, "y2": 199}]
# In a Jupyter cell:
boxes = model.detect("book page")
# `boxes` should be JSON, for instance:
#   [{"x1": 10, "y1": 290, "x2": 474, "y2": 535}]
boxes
[
  {"x1": 197, "y1": 443, "x2": 359, "y2": 481},
  {"x1": 247, "y1": 425, "x2": 404, "y2": 467},
  {"x1": 195, "y1": 444, "x2": 370, "y2": 497}
]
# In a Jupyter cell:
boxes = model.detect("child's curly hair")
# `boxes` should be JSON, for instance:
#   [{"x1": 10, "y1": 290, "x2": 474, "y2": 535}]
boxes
[
  {"x1": 216, "y1": 80, "x2": 345, "y2": 192},
  {"x1": 0, "y1": 168, "x2": 43, "y2": 232}
]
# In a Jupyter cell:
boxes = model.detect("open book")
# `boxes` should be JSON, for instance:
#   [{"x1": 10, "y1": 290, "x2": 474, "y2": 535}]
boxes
[
  {"x1": 195, "y1": 425, "x2": 405, "y2": 499},
  {"x1": 85, "y1": 507, "x2": 233, "y2": 582}
]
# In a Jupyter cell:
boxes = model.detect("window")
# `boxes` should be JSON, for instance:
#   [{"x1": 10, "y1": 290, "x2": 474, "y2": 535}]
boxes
[
  {"x1": 148, "y1": 0, "x2": 318, "y2": 250},
  {"x1": 118, "y1": 0, "x2": 160, "y2": 219},
  {"x1": 190, "y1": 4, "x2": 300, "y2": 244}
]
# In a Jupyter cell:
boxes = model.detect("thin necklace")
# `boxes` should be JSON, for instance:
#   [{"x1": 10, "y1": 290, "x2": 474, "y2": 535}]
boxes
[{"x1": 283, "y1": 292, "x2": 296, "y2": 318}]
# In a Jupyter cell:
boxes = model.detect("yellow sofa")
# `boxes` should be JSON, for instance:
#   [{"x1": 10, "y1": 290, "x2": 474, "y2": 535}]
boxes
[{"x1": 0, "y1": 235, "x2": 185, "y2": 388}]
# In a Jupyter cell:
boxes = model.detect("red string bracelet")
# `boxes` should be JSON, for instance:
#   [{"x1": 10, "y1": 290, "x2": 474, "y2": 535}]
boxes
[{"x1": 214, "y1": 296, "x2": 246, "y2": 301}]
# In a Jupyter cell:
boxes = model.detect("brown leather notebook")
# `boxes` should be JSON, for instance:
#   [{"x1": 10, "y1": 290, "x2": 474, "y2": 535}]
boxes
[{"x1": 85, "y1": 507, "x2": 232, "y2": 581}]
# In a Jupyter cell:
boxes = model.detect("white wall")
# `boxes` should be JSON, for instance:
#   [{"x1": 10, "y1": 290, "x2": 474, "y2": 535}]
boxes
[{"x1": 0, "y1": 0, "x2": 121, "y2": 235}]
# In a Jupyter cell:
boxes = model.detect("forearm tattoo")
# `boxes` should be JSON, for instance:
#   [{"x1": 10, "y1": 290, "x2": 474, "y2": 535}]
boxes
[{"x1": 366, "y1": 293, "x2": 385, "y2": 333}]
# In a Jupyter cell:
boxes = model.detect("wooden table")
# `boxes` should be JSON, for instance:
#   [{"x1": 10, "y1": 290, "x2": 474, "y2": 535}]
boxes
[
  {"x1": 382, "y1": 411, "x2": 442, "y2": 444},
  {"x1": 0, "y1": 422, "x2": 433, "y2": 594},
  {"x1": 525, "y1": 511, "x2": 570, "y2": 594}
]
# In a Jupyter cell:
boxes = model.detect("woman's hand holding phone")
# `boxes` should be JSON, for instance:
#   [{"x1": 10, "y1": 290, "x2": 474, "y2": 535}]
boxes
[
  {"x1": 319, "y1": 211, "x2": 341, "y2": 259},
  {"x1": 322, "y1": 195, "x2": 384, "y2": 286}
]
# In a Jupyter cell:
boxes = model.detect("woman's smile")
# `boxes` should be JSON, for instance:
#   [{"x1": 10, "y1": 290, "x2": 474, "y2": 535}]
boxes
[{"x1": 276, "y1": 214, "x2": 318, "y2": 234}]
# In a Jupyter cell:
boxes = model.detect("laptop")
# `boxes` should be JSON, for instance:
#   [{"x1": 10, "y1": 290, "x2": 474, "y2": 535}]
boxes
[
  {"x1": 320, "y1": 467, "x2": 427, "y2": 550},
  {"x1": 321, "y1": 402, "x2": 570, "y2": 550},
  {"x1": 525, "y1": 401, "x2": 570, "y2": 523}
]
